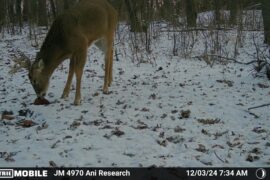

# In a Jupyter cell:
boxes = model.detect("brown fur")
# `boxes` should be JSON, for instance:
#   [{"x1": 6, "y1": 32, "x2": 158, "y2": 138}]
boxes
[{"x1": 29, "y1": 0, "x2": 118, "y2": 105}]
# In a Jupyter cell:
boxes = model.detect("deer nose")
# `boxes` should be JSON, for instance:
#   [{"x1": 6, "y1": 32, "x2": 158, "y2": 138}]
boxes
[{"x1": 36, "y1": 91, "x2": 46, "y2": 98}]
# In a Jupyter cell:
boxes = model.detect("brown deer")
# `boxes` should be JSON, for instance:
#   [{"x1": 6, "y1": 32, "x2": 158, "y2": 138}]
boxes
[{"x1": 28, "y1": 0, "x2": 117, "y2": 105}]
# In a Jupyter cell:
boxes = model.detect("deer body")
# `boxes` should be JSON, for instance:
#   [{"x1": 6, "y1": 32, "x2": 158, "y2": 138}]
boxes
[{"x1": 29, "y1": 0, "x2": 117, "y2": 105}]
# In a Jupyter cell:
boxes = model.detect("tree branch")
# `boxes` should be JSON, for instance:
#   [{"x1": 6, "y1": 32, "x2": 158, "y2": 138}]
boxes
[
  {"x1": 193, "y1": 54, "x2": 257, "y2": 65},
  {"x1": 248, "y1": 103, "x2": 270, "y2": 110}
]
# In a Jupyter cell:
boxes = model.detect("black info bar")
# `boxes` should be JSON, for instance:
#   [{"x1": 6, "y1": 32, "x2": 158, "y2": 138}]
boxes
[{"x1": 0, "y1": 168, "x2": 268, "y2": 180}]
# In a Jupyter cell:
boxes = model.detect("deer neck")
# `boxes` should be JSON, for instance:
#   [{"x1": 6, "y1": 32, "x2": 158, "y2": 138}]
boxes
[{"x1": 40, "y1": 47, "x2": 66, "y2": 78}]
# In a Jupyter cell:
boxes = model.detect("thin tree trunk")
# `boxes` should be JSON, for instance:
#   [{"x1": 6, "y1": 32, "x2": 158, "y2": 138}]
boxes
[
  {"x1": 23, "y1": 0, "x2": 30, "y2": 21},
  {"x1": 261, "y1": 0, "x2": 270, "y2": 44},
  {"x1": 214, "y1": 0, "x2": 221, "y2": 28},
  {"x1": 16, "y1": 0, "x2": 22, "y2": 31},
  {"x1": 185, "y1": 0, "x2": 197, "y2": 27},
  {"x1": 229, "y1": 0, "x2": 238, "y2": 26},
  {"x1": 0, "y1": 0, "x2": 6, "y2": 31},
  {"x1": 37, "y1": 0, "x2": 47, "y2": 26},
  {"x1": 124, "y1": 0, "x2": 143, "y2": 32},
  {"x1": 49, "y1": 0, "x2": 57, "y2": 19}
]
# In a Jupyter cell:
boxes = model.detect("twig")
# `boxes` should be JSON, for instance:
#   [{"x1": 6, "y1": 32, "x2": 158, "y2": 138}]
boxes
[
  {"x1": 161, "y1": 28, "x2": 263, "y2": 33},
  {"x1": 245, "y1": 110, "x2": 260, "y2": 118},
  {"x1": 248, "y1": 103, "x2": 270, "y2": 110},
  {"x1": 244, "y1": 3, "x2": 261, "y2": 10},
  {"x1": 0, "y1": 98, "x2": 18, "y2": 104},
  {"x1": 193, "y1": 54, "x2": 257, "y2": 65},
  {"x1": 214, "y1": 151, "x2": 225, "y2": 163}
]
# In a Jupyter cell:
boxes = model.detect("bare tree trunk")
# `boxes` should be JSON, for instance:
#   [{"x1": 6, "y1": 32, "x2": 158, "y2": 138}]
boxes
[
  {"x1": 8, "y1": 0, "x2": 16, "y2": 33},
  {"x1": 124, "y1": 0, "x2": 144, "y2": 32},
  {"x1": 0, "y1": 0, "x2": 6, "y2": 31},
  {"x1": 49, "y1": 0, "x2": 57, "y2": 19},
  {"x1": 229, "y1": 0, "x2": 239, "y2": 26},
  {"x1": 16, "y1": 0, "x2": 22, "y2": 32},
  {"x1": 63, "y1": 0, "x2": 70, "y2": 9},
  {"x1": 64, "y1": 0, "x2": 75, "y2": 10},
  {"x1": 23, "y1": 0, "x2": 30, "y2": 21},
  {"x1": 214, "y1": 0, "x2": 221, "y2": 28},
  {"x1": 185, "y1": 0, "x2": 197, "y2": 27},
  {"x1": 37, "y1": 0, "x2": 47, "y2": 26},
  {"x1": 261, "y1": 0, "x2": 270, "y2": 44}
]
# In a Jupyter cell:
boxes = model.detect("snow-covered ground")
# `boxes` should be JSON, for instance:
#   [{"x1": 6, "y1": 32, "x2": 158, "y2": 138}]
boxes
[{"x1": 0, "y1": 25, "x2": 269, "y2": 167}]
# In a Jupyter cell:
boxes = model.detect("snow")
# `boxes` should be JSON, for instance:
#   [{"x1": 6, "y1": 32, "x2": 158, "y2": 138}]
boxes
[{"x1": 0, "y1": 24, "x2": 269, "y2": 167}]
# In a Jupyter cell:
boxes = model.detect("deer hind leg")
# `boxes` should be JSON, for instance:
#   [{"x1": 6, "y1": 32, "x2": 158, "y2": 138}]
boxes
[
  {"x1": 73, "y1": 47, "x2": 87, "y2": 105},
  {"x1": 61, "y1": 58, "x2": 75, "y2": 99},
  {"x1": 103, "y1": 32, "x2": 114, "y2": 94},
  {"x1": 108, "y1": 47, "x2": 113, "y2": 87}
]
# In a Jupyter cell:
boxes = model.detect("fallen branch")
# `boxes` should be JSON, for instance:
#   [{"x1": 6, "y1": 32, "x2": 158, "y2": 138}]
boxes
[
  {"x1": 245, "y1": 110, "x2": 260, "y2": 118},
  {"x1": 193, "y1": 54, "x2": 257, "y2": 65},
  {"x1": 160, "y1": 28, "x2": 263, "y2": 33},
  {"x1": 214, "y1": 151, "x2": 225, "y2": 163},
  {"x1": 0, "y1": 98, "x2": 18, "y2": 104},
  {"x1": 248, "y1": 103, "x2": 270, "y2": 110}
]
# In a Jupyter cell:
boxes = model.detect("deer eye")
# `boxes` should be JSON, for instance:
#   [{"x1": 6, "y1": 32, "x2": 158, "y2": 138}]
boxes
[{"x1": 30, "y1": 79, "x2": 36, "y2": 86}]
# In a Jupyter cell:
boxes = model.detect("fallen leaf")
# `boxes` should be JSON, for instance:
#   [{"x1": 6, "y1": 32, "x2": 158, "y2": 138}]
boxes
[
  {"x1": 181, "y1": 110, "x2": 191, "y2": 119},
  {"x1": 1, "y1": 111, "x2": 14, "y2": 120},
  {"x1": 17, "y1": 120, "x2": 36, "y2": 128},
  {"x1": 198, "y1": 118, "x2": 221, "y2": 125},
  {"x1": 1, "y1": 115, "x2": 15, "y2": 121},
  {"x1": 111, "y1": 128, "x2": 125, "y2": 137}
]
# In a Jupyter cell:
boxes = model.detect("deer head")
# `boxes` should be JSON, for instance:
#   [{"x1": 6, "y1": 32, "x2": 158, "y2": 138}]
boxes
[{"x1": 28, "y1": 53, "x2": 50, "y2": 98}]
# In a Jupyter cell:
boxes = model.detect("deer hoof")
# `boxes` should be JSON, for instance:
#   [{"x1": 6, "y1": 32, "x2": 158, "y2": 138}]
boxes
[
  {"x1": 103, "y1": 86, "x2": 109, "y2": 94},
  {"x1": 103, "y1": 90, "x2": 110, "y2": 95},
  {"x1": 74, "y1": 99, "x2": 82, "y2": 106},
  {"x1": 61, "y1": 94, "x2": 69, "y2": 99}
]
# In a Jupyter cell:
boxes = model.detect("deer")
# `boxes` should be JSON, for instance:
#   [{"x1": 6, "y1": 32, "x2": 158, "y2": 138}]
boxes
[{"x1": 28, "y1": 0, "x2": 117, "y2": 105}]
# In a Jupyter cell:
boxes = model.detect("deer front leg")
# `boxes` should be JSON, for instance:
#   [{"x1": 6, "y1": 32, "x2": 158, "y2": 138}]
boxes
[
  {"x1": 108, "y1": 48, "x2": 113, "y2": 87},
  {"x1": 103, "y1": 58, "x2": 109, "y2": 94},
  {"x1": 61, "y1": 59, "x2": 75, "y2": 99},
  {"x1": 74, "y1": 50, "x2": 87, "y2": 105},
  {"x1": 103, "y1": 34, "x2": 114, "y2": 93}
]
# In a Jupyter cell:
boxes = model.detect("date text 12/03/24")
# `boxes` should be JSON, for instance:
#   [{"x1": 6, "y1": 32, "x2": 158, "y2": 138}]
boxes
[{"x1": 186, "y1": 169, "x2": 248, "y2": 177}]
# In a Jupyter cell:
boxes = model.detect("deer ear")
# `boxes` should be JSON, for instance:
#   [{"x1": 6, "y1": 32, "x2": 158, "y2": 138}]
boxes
[
  {"x1": 35, "y1": 59, "x2": 45, "y2": 70},
  {"x1": 38, "y1": 59, "x2": 45, "y2": 69}
]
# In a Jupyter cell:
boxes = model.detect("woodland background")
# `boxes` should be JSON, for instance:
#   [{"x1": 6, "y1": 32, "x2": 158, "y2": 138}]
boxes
[
  {"x1": 0, "y1": 0, "x2": 269, "y2": 41},
  {"x1": 0, "y1": 0, "x2": 270, "y2": 73},
  {"x1": 0, "y1": 0, "x2": 270, "y2": 167}
]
